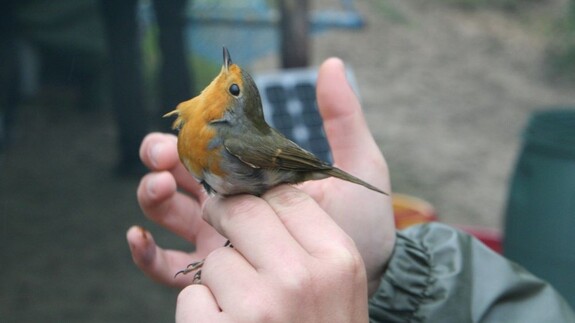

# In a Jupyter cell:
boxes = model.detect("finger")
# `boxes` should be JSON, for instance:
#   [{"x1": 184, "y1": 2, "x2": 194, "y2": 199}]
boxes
[
  {"x1": 126, "y1": 225, "x2": 200, "y2": 287},
  {"x1": 139, "y1": 132, "x2": 205, "y2": 196},
  {"x1": 137, "y1": 171, "x2": 210, "y2": 243},
  {"x1": 176, "y1": 285, "x2": 222, "y2": 322},
  {"x1": 200, "y1": 247, "x2": 258, "y2": 312},
  {"x1": 262, "y1": 185, "x2": 356, "y2": 256},
  {"x1": 316, "y1": 58, "x2": 386, "y2": 171},
  {"x1": 202, "y1": 194, "x2": 305, "y2": 270},
  {"x1": 139, "y1": 132, "x2": 179, "y2": 170}
]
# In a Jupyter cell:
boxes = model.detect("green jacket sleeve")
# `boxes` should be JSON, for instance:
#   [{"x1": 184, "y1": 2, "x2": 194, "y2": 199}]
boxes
[{"x1": 368, "y1": 222, "x2": 575, "y2": 322}]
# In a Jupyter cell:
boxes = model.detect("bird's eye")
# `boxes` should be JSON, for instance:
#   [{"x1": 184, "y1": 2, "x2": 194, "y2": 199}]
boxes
[{"x1": 229, "y1": 84, "x2": 240, "y2": 96}]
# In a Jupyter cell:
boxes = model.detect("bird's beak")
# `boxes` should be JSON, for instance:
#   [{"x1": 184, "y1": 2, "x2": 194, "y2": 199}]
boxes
[
  {"x1": 163, "y1": 109, "x2": 179, "y2": 118},
  {"x1": 223, "y1": 46, "x2": 232, "y2": 71}
]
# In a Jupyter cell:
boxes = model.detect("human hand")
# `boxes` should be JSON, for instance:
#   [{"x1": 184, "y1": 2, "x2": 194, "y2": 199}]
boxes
[
  {"x1": 127, "y1": 58, "x2": 395, "y2": 293},
  {"x1": 127, "y1": 132, "x2": 226, "y2": 287},
  {"x1": 300, "y1": 58, "x2": 395, "y2": 293},
  {"x1": 176, "y1": 185, "x2": 369, "y2": 322}
]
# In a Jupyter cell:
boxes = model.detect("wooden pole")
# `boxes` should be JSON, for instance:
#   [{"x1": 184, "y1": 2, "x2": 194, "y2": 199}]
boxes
[{"x1": 279, "y1": 0, "x2": 310, "y2": 68}]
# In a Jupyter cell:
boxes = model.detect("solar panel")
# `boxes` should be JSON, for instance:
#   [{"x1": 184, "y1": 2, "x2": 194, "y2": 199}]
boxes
[{"x1": 255, "y1": 67, "x2": 360, "y2": 164}]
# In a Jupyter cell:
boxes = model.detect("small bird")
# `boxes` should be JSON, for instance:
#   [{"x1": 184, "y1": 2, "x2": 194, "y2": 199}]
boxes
[
  {"x1": 165, "y1": 47, "x2": 387, "y2": 282},
  {"x1": 165, "y1": 47, "x2": 388, "y2": 197}
]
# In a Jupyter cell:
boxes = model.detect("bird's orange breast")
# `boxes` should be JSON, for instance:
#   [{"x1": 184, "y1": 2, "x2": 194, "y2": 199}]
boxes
[
  {"x1": 173, "y1": 63, "x2": 246, "y2": 181},
  {"x1": 176, "y1": 91, "x2": 230, "y2": 179}
]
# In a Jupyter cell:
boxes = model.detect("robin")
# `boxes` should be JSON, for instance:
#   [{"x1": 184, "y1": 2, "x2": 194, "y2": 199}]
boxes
[
  {"x1": 164, "y1": 47, "x2": 388, "y2": 281},
  {"x1": 164, "y1": 47, "x2": 387, "y2": 197}
]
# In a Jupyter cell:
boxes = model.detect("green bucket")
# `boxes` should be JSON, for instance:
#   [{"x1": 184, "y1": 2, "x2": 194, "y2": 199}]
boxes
[{"x1": 504, "y1": 108, "x2": 575, "y2": 307}]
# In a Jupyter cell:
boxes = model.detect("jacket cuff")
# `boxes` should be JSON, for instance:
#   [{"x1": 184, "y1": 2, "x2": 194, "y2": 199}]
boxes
[{"x1": 368, "y1": 229, "x2": 432, "y2": 322}]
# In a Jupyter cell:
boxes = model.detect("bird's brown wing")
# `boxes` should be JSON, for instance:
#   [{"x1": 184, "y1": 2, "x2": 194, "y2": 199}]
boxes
[
  {"x1": 224, "y1": 130, "x2": 389, "y2": 195},
  {"x1": 223, "y1": 130, "x2": 332, "y2": 171}
]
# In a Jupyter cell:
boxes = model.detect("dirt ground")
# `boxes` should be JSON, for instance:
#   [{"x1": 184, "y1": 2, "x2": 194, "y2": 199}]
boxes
[{"x1": 2, "y1": 0, "x2": 575, "y2": 321}]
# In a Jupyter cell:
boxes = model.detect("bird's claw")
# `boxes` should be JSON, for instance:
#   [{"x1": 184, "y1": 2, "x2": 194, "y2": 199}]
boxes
[
  {"x1": 174, "y1": 260, "x2": 204, "y2": 284},
  {"x1": 174, "y1": 241, "x2": 232, "y2": 284}
]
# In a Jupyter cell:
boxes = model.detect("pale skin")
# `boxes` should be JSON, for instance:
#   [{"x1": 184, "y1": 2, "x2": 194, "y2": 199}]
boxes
[{"x1": 127, "y1": 58, "x2": 396, "y2": 322}]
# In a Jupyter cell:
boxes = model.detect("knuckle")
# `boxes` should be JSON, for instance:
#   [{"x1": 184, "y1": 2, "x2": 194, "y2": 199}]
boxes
[
  {"x1": 202, "y1": 246, "x2": 228, "y2": 269},
  {"x1": 238, "y1": 293, "x2": 276, "y2": 322},
  {"x1": 203, "y1": 195, "x2": 263, "y2": 224},
  {"x1": 199, "y1": 247, "x2": 234, "y2": 284},
  {"x1": 226, "y1": 195, "x2": 265, "y2": 218},
  {"x1": 217, "y1": 195, "x2": 268, "y2": 229},
  {"x1": 318, "y1": 235, "x2": 365, "y2": 275},
  {"x1": 264, "y1": 186, "x2": 311, "y2": 209},
  {"x1": 277, "y1": 259, "x2": 315, "y2": 294},
  {"x1": 327, "y1": 245, "x2": 366, "y2": 281},
  {"x1": 332, "y1": 248, "x2": 363, "y2": 272}
]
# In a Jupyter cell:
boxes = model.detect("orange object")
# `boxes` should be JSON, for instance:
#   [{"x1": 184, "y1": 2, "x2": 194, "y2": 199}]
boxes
[
  {"x1": 392, "y1": 193, "x2": 502, "y2": 253},
  {"x1": 392, "y1": 193, "x2": 438, "y2": 230}
]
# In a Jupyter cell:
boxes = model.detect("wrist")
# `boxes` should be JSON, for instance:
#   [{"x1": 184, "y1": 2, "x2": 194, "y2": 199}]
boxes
[
  {"x1": 368, "y1": 231, "x2": 431, "y2": 320},
  {"x1": 366, "y1": 232, "x2": 396, "y2": 297}
]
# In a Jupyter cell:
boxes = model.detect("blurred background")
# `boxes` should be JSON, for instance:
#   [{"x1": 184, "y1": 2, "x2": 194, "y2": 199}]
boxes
[{"x1": 1, "y1": 0, "x2": 575, "y2": 321}]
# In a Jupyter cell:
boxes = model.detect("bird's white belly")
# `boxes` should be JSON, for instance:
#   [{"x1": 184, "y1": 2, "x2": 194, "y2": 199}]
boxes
[{"x1": 202, "y1": 168, "x2": 290, "y2": 196}]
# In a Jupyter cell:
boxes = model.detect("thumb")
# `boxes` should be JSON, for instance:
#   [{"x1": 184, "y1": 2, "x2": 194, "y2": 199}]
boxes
[{"x1": 316, "y1": 58, "x2": 386, "y2": 171}]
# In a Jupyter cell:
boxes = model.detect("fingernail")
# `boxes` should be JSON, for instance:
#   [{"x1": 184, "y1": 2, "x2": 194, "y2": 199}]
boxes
[
  {"x1": 339, "y1": 61, "x2": 349, "y2": 83},
  {"x1": 146, "y1": 176, "x2": 157, "y2": 197},
  {"x1": 150, "y1": 143, "x2": 164, "y2": 168},
  {"x1": 338, "y1": 58, "x2": 346, "y2": 72},
  {"x1": 338, "y1": 61, "x2": 355, "y2": 93},
  {"x1": 128, "y1": 240, "x2": 136, "y2": 253},
  {"x1": 137, "y1": 225, "x2": 149, "y2": 241}
]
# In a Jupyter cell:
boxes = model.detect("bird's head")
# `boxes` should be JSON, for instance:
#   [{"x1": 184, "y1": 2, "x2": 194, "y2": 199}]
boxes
[{"x1": 164, "y1": 47, "x2": 264, "y2": 130}]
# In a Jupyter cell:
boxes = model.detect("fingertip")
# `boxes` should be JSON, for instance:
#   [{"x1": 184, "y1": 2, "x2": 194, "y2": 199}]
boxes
[
  {"x1": 139, "y1": 132, "x2": 179, "y2": 170},
  {"x1": 138, "y1": 171, "x2": 177, "y2": 207},
  {"x1": 126, "y1": 225, "x2": 157, "y2": 267},
  {"x1": 317, "y1": 57, "x2": 359, "y2": 121},
  {"x1": 139, "y1": 133, "x2": 162, "y2": 166},
  {"x1": 316, "y1": 58, "x2": 386, "y2": 172},
  {"x1": 127, "y1": 225, "x2": 153, "y2": 244},
  {"x1": 320, "y1": 57, "x2": 345, "y2": 74},
  {"x1": 126, "y1": 226, "x2": 197, "y2": 287}
]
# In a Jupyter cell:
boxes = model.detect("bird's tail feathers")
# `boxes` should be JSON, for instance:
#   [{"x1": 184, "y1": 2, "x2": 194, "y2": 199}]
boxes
[{"x1": 327, "y1": 168, "x2": 389, "y2": 196}]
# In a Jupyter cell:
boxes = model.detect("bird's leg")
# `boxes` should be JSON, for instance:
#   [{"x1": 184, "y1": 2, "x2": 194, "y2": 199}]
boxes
[{"x1": 174, "y1": 240, "x2": 233, "y2": 284}]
